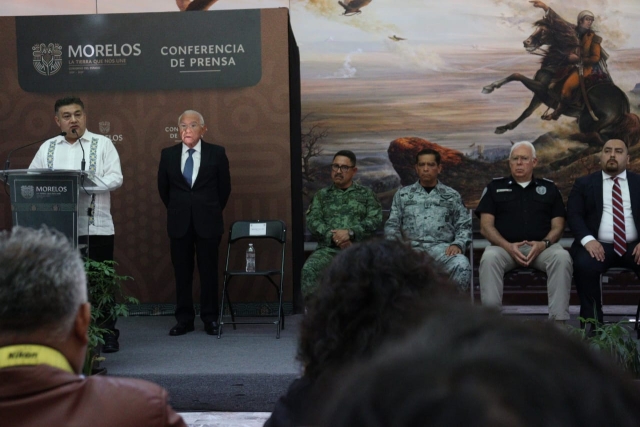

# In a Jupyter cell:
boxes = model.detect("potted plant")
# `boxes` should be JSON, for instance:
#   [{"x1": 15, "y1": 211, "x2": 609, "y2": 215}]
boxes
[
  {"x1": 83, "y1": 258, "x2": 138, "y2": 375},
  {"x1": 572, "y1": 317, "x2": 640, "y2": 378}
]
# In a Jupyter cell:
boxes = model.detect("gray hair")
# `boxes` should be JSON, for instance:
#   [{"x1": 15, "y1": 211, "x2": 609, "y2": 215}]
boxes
[
  {"x1": 178, "y1": 110, "x2": 205, "y2": 126},
  {"x1": 0, "y1": 227, "x2": 87, "y2": 338},
  {"x1": 509, "y1": 141, "x2": 537, "y2": 159}
]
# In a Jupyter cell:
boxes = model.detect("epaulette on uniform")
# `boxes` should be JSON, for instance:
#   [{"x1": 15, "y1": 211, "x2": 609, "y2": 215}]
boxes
[
  {"x1": 542, "y1": 177, "x2": 554, "y2": 183},
  {"x1": 492, "y1": 176, "x2": 505, "y2": 180}
]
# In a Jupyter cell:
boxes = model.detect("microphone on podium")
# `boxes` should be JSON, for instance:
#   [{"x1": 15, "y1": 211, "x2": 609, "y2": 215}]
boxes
[
  {"x1": 72, "y1": 129, "x2": 86, "y2": 172},
  {"x1": 3, "y1": 131, "x2": 67, "y2": 178}
]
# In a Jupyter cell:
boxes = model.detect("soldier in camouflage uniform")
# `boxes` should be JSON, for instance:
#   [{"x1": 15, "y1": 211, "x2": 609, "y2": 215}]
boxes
[
  {"x1": 385, "y1": 148, "x2": 472, "y2": 291},
  {"x1": 302, "y1": 150, "x2": 382, "y2": 298}
]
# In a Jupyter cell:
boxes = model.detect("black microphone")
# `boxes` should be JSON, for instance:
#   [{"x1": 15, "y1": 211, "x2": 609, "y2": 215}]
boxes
[
  {"x1": 72, "y1": 129, "x2": 86, "y2": 172},
  {"x1": 3, "y1": 131, "x2": 67, "y2": 174}
]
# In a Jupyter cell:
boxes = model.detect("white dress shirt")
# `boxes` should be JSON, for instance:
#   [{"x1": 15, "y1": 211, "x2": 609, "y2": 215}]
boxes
[
  {"x1": 29, "y1": 130, "x2": 123, "y2": 236},
  {"x1": 581, "y1": 170, "x2": 638, "y2": 246}
]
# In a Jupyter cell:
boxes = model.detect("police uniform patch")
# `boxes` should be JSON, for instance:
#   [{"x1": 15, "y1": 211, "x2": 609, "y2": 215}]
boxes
[{"x1": 536, "y1": 186, "x2": 547, "y2": 195}]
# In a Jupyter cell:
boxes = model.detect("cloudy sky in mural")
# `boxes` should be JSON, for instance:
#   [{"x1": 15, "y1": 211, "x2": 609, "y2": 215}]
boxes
[{"x1": 297, "y1": 0, "x2": 640, "y2": 45}]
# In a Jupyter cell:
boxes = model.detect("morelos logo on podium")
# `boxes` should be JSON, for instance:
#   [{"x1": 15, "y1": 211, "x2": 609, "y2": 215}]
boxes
[
  {"x1": 20, "y1": 186, "x2": 34, "y2": 200},
  {"x1": 32, "y1": 43, "x2": 63, "y2": 76},
  {"x1": 15, "y1": 10, "x2": 262, "y2": 92}
]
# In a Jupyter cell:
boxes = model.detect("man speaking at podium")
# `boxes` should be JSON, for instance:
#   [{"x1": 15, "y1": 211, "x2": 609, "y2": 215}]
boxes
[{"x1": 29, "y1": 97, "x2": 123, "y2": 353}]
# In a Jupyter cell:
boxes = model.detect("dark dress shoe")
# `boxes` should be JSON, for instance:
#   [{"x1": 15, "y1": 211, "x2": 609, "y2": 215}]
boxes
[
  {"x1": 102, "y1": 329, "x2": 120, "y2": 353},
  {"x1": 169, "y1": 322, "x2": 194, "y2": 336},
  {"x1": 204, "y1": 321, "x2": 220, "y2": 336}
]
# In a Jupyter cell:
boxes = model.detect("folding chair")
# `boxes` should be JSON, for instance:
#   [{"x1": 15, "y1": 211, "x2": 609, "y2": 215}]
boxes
[{"x1": 218, "y1": 220, "x2": 286, "y2": 338}]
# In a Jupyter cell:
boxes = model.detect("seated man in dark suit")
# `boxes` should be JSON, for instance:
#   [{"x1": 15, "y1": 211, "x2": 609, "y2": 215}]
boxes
[
  {"x1": 567, "y1": 138, "x2": 640, "y2": 324},
  {"x1": 0, "y1": 227, "x2": 186, "y2": 427}
]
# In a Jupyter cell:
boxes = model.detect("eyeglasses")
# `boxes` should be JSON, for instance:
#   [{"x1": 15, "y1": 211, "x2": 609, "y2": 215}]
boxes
[
  {"x1": 179, "y1": 123, "x2": 202, "y2": 131},
  {"x1": 509, "y1": 156, "x2": 532, "y2": 163},
  {"x1": 331, "y1": 164, "x2": 354, "y2": 173}
]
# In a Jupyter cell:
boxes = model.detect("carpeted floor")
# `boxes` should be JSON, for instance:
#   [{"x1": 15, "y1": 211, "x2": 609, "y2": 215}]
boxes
[{"x1": 104, "y1": 314, "x2": 302, "y2": 412}]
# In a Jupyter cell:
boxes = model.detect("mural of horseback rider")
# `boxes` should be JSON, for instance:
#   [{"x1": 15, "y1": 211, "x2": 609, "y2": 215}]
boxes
[
  {"x1": 531, "y1": 1, "x2": 611, "y2": 121},
  {"x1": 482, "y1": 1, "x2": 640, "y2": 146}
]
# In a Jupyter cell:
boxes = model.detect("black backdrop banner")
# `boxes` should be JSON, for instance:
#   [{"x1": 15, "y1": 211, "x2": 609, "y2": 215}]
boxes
[{"x1": 16, "y1": 10, "x2": 262, "y2": 92}]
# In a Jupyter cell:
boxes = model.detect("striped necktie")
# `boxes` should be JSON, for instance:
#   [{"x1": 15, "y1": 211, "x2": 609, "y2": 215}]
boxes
[
  {"x1": 612, "y1": 177, "x2": 626, "y2": 257},
  {"x1": 183, "y1": 148, "x2": 194, "y2": 187}
]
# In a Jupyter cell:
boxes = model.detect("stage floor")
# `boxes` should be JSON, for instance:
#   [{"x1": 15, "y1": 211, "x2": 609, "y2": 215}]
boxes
[
  {"x1": 104, "y1": 314, "x2": 302, "y2": 412},
  {"x1": 103, "y1": 306, "x2": 639, "y2": 415}
]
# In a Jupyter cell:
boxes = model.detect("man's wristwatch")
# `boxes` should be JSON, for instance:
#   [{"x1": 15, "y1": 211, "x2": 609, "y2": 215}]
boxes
[
  {"x1": 542, "y1": 239, "x2": 551, "y2": 249},
  {"x1": 348, "y1": 229, "x2": 355, "y2": 240}
]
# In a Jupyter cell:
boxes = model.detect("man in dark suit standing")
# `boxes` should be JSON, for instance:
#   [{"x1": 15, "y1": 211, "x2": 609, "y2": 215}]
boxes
[
  {"x1": 567, "y1": 139, "x2": 640, "y2": 324},
  {"x1": 158, "y1": 110, "x2": 231, "y2": 336}
]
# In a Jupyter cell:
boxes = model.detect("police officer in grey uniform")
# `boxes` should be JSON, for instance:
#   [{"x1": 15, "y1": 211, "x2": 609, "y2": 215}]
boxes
[
  {"x1": 385, "y1": 148, "x2": 472, "y2": 291},
  {"x1": 475, "y1": 141, "x2": 572, "y2": 321}
]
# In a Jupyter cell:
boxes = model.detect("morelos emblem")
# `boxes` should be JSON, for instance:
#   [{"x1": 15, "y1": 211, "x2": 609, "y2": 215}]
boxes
[
  {"x1": 99, "y1": 121, "x2": 111, "y2": 134},
  {"x1": 536, "y1": 186, "x2": 547, "y2": 195},
  {"x1": 21, "y1": 185, "x2": 34, "y2": 199},
  {"x1": 32, "y1": 43, "x2": 62, "y2": 76}
]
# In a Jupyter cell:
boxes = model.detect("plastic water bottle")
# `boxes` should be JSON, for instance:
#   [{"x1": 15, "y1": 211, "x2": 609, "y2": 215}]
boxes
[{"x1": 246, "y1": 243, "x2": 256, "y2": 272}]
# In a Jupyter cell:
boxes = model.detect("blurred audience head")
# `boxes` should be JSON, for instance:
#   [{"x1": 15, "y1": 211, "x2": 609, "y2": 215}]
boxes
[
  {"x1": 298, "y1": 238, "x2": 452, "y2": 379},
  {"x1": 0, "y1": 226, "x2": 89, "y2": 373},
  {"x1": 321, "y1": 302, "x2": 640, "y2": 427}
]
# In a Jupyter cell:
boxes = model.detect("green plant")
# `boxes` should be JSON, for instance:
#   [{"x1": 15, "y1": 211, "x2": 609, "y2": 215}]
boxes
[
  {"x1": 83, "y1": 259, "x2": 138, "y2": 375},
  {"x1": 572, "y1": 317, "x2": 640, "y2": 378}
]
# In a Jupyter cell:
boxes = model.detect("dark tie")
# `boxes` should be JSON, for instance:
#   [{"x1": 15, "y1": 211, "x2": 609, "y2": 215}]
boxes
[
  {"x1": 612, "y1": 177, "x2": 626, "y2": 257},
  {"x1": 183, "y1": 148, "x2": 195, "y2": 187}
]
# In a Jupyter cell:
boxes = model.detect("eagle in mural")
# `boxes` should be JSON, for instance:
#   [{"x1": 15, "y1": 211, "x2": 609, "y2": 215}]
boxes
[
  {"x1": 388, "y1": 35, "x2": 406, "y2": 42},
  {"x1": 338, "y1": 0, "x2": 372, "y2": 16},
  {"x1": 176, "y1": 0, "x2": 220, "y2": 11}
]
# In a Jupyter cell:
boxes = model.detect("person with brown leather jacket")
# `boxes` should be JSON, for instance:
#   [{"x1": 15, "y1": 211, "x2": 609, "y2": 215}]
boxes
[{"x1": 0, "y1": 227, "x2": 186, "y2": 427}]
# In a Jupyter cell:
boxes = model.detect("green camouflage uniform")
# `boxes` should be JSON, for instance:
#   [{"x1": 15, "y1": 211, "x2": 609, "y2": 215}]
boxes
[
  {"x1": 385, "y1": 181, "x2": 472, "y2": 291},
  {"x1": 302, "y1": 182, "x2": 382, "y2": 297}
]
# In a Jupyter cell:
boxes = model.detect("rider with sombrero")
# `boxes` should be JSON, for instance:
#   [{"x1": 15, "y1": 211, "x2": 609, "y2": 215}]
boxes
[{"x1": 531, "y1": 1, "x2": 610, "y2": 121}]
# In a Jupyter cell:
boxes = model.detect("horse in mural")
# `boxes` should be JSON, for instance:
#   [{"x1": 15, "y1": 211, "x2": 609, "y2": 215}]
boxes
[{"x1": 482, "y1": 12, "x2": 640, "y2": 146}]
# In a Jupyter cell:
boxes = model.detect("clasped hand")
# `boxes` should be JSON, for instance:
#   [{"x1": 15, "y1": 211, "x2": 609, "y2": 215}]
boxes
[{"x1": 507, "y1": 240, "x2": 545, "y2": 267}]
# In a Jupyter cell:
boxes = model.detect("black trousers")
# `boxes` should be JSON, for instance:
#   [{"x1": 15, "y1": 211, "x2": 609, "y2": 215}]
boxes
[
  {"x1": 80, "y1": 235, "x2": 117, "y2": 330},
  {"x1": 572, "y1": 240, "x2": 640, "y2": 323},
  {"x1": 170, "y1": 222, "x2": 221, "y2": 324}
]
